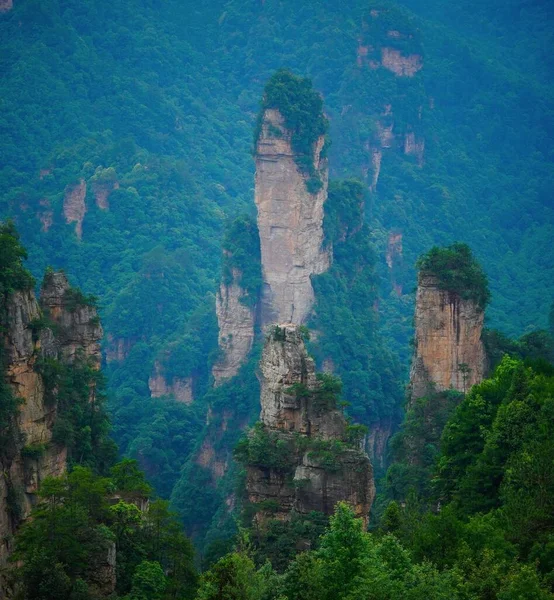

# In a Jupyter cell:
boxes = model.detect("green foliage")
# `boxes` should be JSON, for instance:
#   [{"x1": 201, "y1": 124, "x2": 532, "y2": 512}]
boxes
[
  {"x1": 221, "y1": 215, "x2": 262, "y2": 307},
  {"x1": 36, "y1": 353, "x2": 116, "y2": 473},
  {"x1": 21, "y1": 443, "x2": 47, "y2": 460},
  {"x1": 234, "y1": 423, "x2": 295, "y2": 471},
  {"x1": 310, "y1": 181, "x2": 404, "y2": 434},
  {"x1": 196, "y1": 552, "x2": 263, "y2": 600},
  {"x1": 129, "y1": 560, "x2": 167, "y2": 600},
  {"x1": 416, "y1": 243, "x2": 491, "y2": 309},
  {"x1": 62, "y1": 287, "x2": 99, "y2": 312},
  {"x1": 0, "y1": 220, "x2": 35, "y2": 297},
  {"x1": 385, "y1": 390, "x2": 463, "y2": 502},
  {"x1": 0, "y1": 0, "x2": 552, "y2": 572},
  {"x1": 258, "y1": 69, "x2": 328, "y2": 188},
  {"x1": 12, "y1": 465, "x2": 197, "y2": 600}
]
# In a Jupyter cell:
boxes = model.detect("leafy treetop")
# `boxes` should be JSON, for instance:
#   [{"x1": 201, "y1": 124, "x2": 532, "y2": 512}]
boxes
[
  {"x1": 416, "y1": 243, "x2": 490, "y2": 309},
  {"x1": 0, "y1": 220, "x2": 35, "y2": 299},
  {"x1": 257, "y1": 69, "x2": 329, "y2": 190}
]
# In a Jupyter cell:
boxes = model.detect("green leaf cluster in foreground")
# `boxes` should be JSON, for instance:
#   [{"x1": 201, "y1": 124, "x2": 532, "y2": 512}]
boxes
[{"x1": 11, "y1": 461, "x2": 197, "y2": 600}]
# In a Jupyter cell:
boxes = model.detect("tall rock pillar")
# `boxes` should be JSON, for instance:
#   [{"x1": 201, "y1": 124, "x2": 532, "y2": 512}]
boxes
[
  {"x1": 255, "y1": 108, "x2": 330, "y2": 326},
  {"x1": 244, "y1": 325, "x2": 374, "y2": 524},
  {"x1": 409, "y1": 273, "x2": 486, "y2": 401}
]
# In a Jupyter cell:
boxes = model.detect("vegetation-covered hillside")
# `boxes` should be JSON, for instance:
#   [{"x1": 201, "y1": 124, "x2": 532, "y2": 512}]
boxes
[{"x1": 1, "y1": 0, "x2": 553, "y2": 556}]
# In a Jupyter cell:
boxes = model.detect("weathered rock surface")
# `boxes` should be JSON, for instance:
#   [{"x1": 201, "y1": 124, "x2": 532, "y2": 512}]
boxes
[
  {"x1": 40, "y1": 271, "x2": 103, "y2": 368},
  {"x1": 255, "y1": 109, "x2": 330, "y2": 326},
  {"x1": 409, "y1": 274, "x2": 486, "y2": 401},
  {"x1": 247, "y1": 325, "x2": 374, "y2": 524},
  {"x1": 105, "y1": 335, "x2": 134, "y2": 362},
  {"x1": 212, "y1": 270, "x2": 255, "y2": 386},
  {"x1": 63, "y1": 179, "x2": 87, "y2": 240},
  {"x1": 0, "y1": 0, "x2": 12, "y2": 12},
  {"x1": 0, "y1": 289, "x2": 64, "y2": 564},
  {"x1": 0, "y1": 271, "x2": 103, "y2": 567},
  {"x1": 149, "y1": 360, "x2": 193, "y2": 404},
  {"x1": 381, "y1": 47, "x2": 422, "y2": 77}
]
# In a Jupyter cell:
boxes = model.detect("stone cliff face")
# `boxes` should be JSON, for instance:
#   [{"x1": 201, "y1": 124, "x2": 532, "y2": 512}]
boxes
[
  {"x1": 255, "y1": 109, "x2": 330, "y2": 326},
  {"x1": 0, "y1": 271, "x2": 103, "y2": 565},
  {"x1": 149, "y1": 360, "x2": 193, "y2": 404},
  {"x1": 246, "y1": 325, "x2": 374, "y2": 524},
  {"x1": 212, "y1": 267, "x2": 255, "y2": 386},
  {"x1": 409, "y1": 274, "x2": 486, "y2": 401},
  {"x1": 40, "y1": 271, "x2": 103, "y2": 367},
  {"x1": 63, "y1": 179, "x2": 87, "y2": 240},
  {"x1": 0, "y1": 288, "x2": 66, "y2": 564}
]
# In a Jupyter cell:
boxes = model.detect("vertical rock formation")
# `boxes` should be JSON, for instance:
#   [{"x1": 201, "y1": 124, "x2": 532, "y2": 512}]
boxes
[
  {"x1": 245, "y1": 325, "x2": 374, "y2": 524},
  {"x1": 63, "y1": 179, "x2": 87, "y2": 240},
  {"x1": 212, "y1": 269, "x2": 255, "y2": 386},
  {"x1": 409, "y1": 274, "x2": 486, "y2": 401},
  {"x1": 255, "y1": 108, "x2": 330, "y2": 326},
  {"x1": 0, "y1": 271, "x2": 103, "y2": 564},
  {"x1": 90, "y1": 166, "x2": 118, "y2": 210},
  {"x1": 386, "y1": 230, "x2": 403, "y2": 296},
  {"x1": 0, "y1": 288, "x2": 66, "y2": 564},
  {"x1": 40, "y1": 271, "x2": 103, "y2": 368},
  {"x1": 148, "y1": 360, "x2": 193, "y2": 404}
]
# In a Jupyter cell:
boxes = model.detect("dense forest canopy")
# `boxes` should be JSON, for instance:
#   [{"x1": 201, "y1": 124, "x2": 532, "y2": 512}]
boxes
[{"x1": 0, "y1": 0, "x2": 553, "y2": 597}]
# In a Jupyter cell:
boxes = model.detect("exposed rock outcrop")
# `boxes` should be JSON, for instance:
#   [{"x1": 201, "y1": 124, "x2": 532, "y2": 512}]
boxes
[
  {"x1": 0, "y1": 0, "x2": 12, "y2": 12},
  {"x1": 255, "y1": 109, "x2": 330, "y2": 326},
  {"x1": 386, "y1": 231, "x2": 403, "y2": 296},
  {"x1": 105, "y1": 335, "x2": 134, "y2": 363},
  {"x1": 212, "y1": 269, "x2": 255, "y2": 386},
  {"x1": 245, "y1": 325, "x2": 374, "y2": 524},
  {"x1": 0, "y1": 271, "x2": 103, "y2": 565},
  {"x1": 40, "y1": 271, "x2": 103, "y2": 368},
  {"x1": 409, "y1": 274, "x2": 486, "y2": 401},
  {"x1": 149, "y1": 360, "x2": 193, "y2": 404},
  {"x1": 63, "y1": 179, "x2": 87, "y2": 240},
  {"x1": 381, "y1": 47, "x2": 422, "y2": 77},
  {"x1": 0, "y1": 288, "x2": 67, "y2": 564},
  {"x1": 37, "y1": 199, "x2": 53, "y2": 232}
]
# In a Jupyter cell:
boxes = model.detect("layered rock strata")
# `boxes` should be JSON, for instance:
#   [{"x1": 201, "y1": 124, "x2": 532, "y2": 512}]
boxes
[
  {"x1": 246, "y1": 325, "x2": 374, "y2": 524},
  {"x1": 255, "y1": 109, "x2": 330, "y2": 326},
  {"x1": 0, "y1": 271, "x2": 103, "y2": 564},
  {"x1": 409, "y1": 274, "x2": 486, "y2": 401},
  {"x1": 212, "y1": 268, "x2": 255, "y2": 386}
]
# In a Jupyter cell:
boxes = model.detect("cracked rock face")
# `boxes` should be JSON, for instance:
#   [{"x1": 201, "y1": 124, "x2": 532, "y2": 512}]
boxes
[
  {"x1": 409, "y1": 275, "x2": 486, "y2": 401},
  {"x1": 247, "y1": 324, "x2": 375, "y2": 525},
  {"x1": 255, "y1": 109, "x2": 330, "y2": 326},
  {"x1": 212, "y1": 272, "x2": 255, "y2": 386},
  {"x1": 40, "y1": 271, "x2": 103, "y2": 368},
  {"x1": 1, "y1": 271, "x2": 104, "y2": 567},
  {"x1": 0, "y1": 289, "x2": 65, "y2": 564}
]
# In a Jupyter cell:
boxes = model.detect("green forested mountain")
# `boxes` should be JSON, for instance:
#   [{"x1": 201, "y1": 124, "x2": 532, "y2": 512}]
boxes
[{"x1": 1, "y1": 0, "x2": 553, "y2": 566}]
